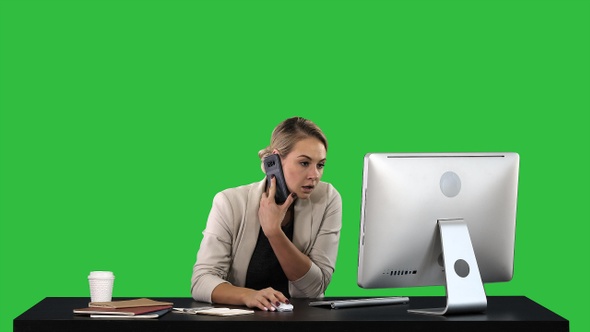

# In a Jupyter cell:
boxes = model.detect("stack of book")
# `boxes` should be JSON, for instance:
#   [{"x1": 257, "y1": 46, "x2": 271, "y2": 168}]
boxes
[{"x1": 73, "y1": 298, "x2": 173, "y2": 319}]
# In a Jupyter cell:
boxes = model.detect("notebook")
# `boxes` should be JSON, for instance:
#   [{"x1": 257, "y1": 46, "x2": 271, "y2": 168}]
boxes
[
  {"x1": 90, "y1": 308, "x2": 171, "y2": 319},
  {"x1": 88, "y1": 298, "x2": 173, "y2": 308},
  {"x1": 74, "y1": 305, "x2": 173, "y2": 316}
]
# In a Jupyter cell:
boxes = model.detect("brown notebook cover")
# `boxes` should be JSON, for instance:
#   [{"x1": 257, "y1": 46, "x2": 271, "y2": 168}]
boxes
[
  {"x1": 74, "y1": 305, "x2": 173, "y2": 316},
  {"x1": 88, "y1": 298, "x2": 173, "y2": 308}
]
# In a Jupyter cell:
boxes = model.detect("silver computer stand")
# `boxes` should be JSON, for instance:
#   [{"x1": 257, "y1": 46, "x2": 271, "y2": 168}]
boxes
[{"x1": 408, "y1": 218, "x2": 487, "y2": 315}]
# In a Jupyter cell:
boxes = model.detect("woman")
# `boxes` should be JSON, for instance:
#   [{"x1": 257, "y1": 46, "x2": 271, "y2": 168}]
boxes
[{"x1": 191, "y1": 117, "x2": 342, "y2": 311}]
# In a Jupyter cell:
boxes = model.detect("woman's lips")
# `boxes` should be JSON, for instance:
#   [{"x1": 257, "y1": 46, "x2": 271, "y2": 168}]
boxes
[{"x1": 301, "y1": 185, "x2": 315, "y2": 193}]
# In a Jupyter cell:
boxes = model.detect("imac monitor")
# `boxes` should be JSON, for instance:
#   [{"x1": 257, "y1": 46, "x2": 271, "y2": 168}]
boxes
[{"x1": 358, "y1": 153, "x2": 519, "y2": 315}]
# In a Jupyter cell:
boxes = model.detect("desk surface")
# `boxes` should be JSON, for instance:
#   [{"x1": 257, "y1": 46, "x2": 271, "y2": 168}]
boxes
[{"x1": 14, "y1": 296, "x2": 568, "y2": 332}]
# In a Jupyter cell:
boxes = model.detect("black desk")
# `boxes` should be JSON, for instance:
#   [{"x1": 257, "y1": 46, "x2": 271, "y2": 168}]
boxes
[{"x1": 14, "y1": 296, "x2": 568, "y2": 332}]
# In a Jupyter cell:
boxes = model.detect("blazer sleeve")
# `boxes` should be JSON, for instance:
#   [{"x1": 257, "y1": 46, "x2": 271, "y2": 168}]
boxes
[
  {"x1": 290, "y1": 185, "x2": 342, "y2": 298},
  {"x1": 191, "y1": 191, "x2": 235, "y2": 303}
]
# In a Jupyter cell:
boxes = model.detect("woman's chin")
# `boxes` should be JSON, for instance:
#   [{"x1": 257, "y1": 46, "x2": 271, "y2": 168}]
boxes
[{"x1": 295, "y1": 192, "x2": 311, "y2": 200}]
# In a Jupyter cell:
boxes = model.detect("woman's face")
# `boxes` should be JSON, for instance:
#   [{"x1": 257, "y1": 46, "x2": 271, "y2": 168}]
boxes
[{"x1": 279, "y1": 137, "x2": 326, "y2": 200}]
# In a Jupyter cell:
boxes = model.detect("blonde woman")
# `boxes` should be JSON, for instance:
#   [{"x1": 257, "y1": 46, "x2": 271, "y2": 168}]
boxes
[{"x1": 191, "y1": 117, "x2": 342, "y2": 311}]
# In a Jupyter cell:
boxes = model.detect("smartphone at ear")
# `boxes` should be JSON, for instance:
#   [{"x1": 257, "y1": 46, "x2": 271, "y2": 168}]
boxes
[{"x1": 263, "y1": 154, "x2": 290, "y2": 204}]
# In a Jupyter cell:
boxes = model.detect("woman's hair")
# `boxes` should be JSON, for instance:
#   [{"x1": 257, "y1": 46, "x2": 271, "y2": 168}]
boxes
[{"x1": 258, "y1": 117, "x2": 328, "y2": 161}]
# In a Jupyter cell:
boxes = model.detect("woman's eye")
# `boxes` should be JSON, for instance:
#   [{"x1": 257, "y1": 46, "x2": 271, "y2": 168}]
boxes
[
  {"x1": 317, "y1": 163, "x2": 325, "y2": 169},
  {"x1": 300, "y1": 161, "x2": 309, "y2": 167}
]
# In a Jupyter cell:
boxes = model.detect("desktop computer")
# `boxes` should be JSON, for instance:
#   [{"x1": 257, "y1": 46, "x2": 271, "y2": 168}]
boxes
[{"x1": 357, "y1": 153, "x2": 519, "y2": 315}]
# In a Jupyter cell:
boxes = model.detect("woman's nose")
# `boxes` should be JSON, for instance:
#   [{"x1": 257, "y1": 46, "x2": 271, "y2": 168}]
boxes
[{"x1": 308, "y1": 167, "x2": 320, "y2": 179}]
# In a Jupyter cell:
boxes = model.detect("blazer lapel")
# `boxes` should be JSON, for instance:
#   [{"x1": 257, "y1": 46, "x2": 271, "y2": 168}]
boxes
[{"x1": 293, "y1": 195, "x2": 313, "y2": 254}]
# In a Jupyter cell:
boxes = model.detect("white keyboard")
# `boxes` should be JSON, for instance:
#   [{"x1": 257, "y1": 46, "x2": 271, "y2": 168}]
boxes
[{"x1": 308, "y1": 296, "x2": 409, "y2": 309}]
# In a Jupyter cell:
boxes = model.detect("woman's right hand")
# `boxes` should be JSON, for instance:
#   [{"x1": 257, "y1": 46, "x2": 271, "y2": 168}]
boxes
[
  {"x1": 259, "y1": 176, "x2": 295, "y2": 238},
  {"x1": 242, "y1": 287, "x2": 290, "y2": 311}
]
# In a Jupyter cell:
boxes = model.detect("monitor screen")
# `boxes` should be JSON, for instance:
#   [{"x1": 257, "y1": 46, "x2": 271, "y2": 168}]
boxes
[{"x1": 357, "y1": 153, "x2": 520, "y2": 314}]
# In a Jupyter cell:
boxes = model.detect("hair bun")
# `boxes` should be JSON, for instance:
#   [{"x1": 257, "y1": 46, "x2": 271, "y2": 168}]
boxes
[{"x1": 258, "y1": 147, "x2": 272, "y2": 160}]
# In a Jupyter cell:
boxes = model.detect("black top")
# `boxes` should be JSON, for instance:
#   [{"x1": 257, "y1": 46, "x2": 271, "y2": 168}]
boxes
[{"x1": 245, "y1": 220, "x2": 294, "y2": 297}]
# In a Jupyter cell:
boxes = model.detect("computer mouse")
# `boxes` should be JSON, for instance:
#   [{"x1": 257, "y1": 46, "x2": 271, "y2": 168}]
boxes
[{"x1": 273, "y1": 302, "x2": 294, "y2": 312}]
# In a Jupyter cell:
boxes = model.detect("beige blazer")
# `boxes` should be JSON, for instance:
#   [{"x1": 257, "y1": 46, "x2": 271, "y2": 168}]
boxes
[{"x1": 191, "y1": 179, "x2": 342, "y2": 303}]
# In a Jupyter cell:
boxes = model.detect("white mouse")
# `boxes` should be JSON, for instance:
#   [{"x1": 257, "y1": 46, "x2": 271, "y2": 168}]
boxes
[{"x1": 273, "y1": 302, "x2": 294, "y2": 312}]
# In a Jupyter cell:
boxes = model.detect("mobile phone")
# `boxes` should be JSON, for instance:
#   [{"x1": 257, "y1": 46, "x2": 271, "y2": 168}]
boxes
[{"x1": 263, "y1": 154, "x2": 290, "y2": 204}]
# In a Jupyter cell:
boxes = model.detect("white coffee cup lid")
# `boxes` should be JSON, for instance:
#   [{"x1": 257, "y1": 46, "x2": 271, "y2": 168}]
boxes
[{"x1": 88, "y1": 271, "x2": 115, "y2": 279}]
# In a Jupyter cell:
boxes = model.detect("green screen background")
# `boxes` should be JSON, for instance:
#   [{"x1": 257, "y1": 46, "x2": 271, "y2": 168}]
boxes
[{"x1": 1, "y1": 0, "x2": 588, "y2": 331}]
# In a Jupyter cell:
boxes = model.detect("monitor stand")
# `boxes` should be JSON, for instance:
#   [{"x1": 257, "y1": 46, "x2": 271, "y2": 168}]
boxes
[{"x1": 408, "y1": 218, "x2": 487, "y2": 315}]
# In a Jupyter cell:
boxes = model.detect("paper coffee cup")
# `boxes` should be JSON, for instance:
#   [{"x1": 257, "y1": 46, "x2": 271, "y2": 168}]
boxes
[{"x1": 88, "y1": 271, "x2": 115, "y2": 302}]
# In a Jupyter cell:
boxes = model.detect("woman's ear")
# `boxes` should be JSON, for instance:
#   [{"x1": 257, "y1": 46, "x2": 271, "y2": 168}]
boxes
[{"x1": 272, "y1": 149, "x2": 280, "y2": 155}]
